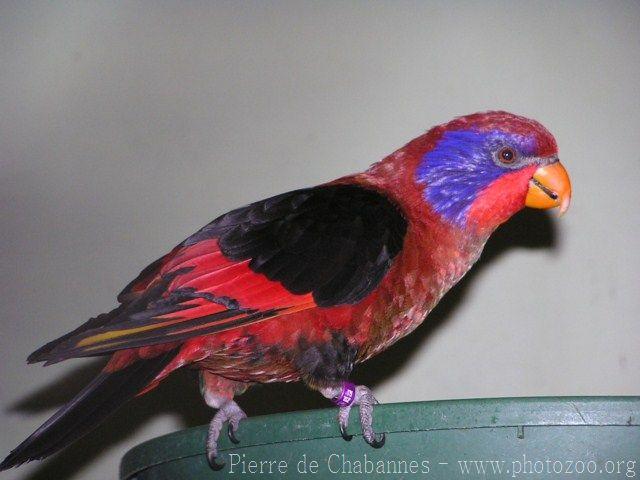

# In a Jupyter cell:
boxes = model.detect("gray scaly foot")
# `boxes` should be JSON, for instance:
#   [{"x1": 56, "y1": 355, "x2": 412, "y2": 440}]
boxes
[{"x1": 206, "y1": 400, "x2": 247, "y2": 470}]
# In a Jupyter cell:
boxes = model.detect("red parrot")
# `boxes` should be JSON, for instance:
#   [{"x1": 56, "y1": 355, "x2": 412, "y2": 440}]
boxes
[{"x1": 1, "y1": 111, "x2": 571, "y2": 470}]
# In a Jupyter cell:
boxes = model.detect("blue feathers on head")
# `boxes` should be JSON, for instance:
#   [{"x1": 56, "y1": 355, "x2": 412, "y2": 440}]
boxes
[{"x1": 416, "y1": 129, "x2": 536, "y2": 226}]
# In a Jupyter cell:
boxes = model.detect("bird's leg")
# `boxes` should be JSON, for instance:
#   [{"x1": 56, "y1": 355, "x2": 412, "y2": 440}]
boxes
[
  {"x1": 319, "y1": 382, "x2": 385, "y2": 448},
  {"x1": 205, "y1": 398, "x2": 247, "y2": 470},
  {"x1": 200, "y1": 372, "x2": 250, "y2": 470}
]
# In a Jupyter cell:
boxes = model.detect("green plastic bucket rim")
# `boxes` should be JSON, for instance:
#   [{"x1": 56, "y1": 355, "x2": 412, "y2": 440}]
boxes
[{"x1": 120, "y1": 396, "x2": 640, "y2": 479}]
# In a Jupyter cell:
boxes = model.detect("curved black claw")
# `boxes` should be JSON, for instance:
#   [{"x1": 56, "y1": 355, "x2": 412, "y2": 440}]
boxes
[
  {"x1": 339, "y1": 423, "x2": 353, "y2": 442},
  {"x1": 227, "y1": 424, "x2": 240, "y2": 444},
  {"x1": 208, "y1": 455, "x2": 226, "y2": 471},
  {"x1": 365, "y1": 432, "x2": 386, "y2": 449}
]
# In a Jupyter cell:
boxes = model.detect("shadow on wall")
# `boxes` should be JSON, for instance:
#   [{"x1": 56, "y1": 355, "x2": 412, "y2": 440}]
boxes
[{"x1": 8, "y1": 208, "x2": 555, "y2": 480}]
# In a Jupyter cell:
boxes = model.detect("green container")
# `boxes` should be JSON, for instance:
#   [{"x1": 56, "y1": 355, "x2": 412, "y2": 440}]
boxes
[{"x1": 121, "y1": 397, "x2": 640, "y2": 479}]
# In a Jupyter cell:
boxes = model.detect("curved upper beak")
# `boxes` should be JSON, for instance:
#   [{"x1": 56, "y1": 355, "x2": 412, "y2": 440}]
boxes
[{"x1": 525, "y1": 161, "x2": 572, "y2": 215}]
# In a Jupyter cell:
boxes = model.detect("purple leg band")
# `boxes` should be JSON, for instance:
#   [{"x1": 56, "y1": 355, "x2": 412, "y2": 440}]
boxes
[{"x1": 332, "y1": 381, "x2": 356, "y2": 407}]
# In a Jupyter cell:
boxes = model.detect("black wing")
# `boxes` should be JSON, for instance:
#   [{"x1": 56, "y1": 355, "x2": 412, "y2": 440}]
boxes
[
  {"x1": 28, "y1": 184, "x2": 408, "y2": 365},
  {"x1": 184, "y1": 183, "x2": 408, "y2": 307}
]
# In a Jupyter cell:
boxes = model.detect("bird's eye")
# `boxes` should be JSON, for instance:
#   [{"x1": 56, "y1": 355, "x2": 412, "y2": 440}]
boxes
[{"x1": 498, "y1": 147, "x2": 516, "y2": 164}]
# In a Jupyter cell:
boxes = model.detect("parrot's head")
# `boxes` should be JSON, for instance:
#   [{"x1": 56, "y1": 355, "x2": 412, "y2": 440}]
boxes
[{"x1": 415, "y1": 111, "x2": 571, "y2": 232}]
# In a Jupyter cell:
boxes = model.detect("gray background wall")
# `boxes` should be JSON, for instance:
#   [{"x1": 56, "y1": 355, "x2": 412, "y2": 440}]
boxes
[{"x1": 1, "y1": 2, "x2": 638, "y2": 479}]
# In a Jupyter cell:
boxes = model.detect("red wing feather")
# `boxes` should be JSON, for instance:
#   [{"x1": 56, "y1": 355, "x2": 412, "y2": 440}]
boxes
[{"x1": 31, "y1": 239, "x2": 315, "y2": 364}]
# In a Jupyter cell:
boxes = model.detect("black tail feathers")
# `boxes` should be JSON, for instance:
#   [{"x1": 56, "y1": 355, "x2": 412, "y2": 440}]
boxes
[{"x1": 1, "y1": 348, "x2": 178, "y2": 470}]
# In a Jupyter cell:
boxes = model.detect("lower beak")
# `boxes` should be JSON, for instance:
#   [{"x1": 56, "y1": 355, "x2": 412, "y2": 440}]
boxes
[{"x1": 525, "y1": 161, "x2": 572, "y2": 215}]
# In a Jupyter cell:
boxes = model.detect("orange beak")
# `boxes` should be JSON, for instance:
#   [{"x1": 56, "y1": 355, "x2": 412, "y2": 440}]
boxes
[{"x1": 525, "y1": 161, "x2": 572, "y2": 215}]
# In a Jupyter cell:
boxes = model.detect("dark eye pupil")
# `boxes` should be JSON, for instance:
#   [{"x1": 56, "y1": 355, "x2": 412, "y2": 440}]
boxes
[{"x1": 501, "y1": 148, "x2": 514, "y2": 162}]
